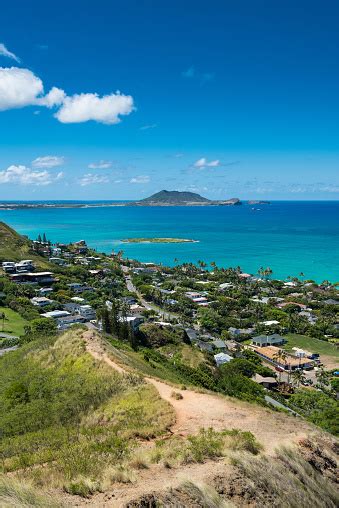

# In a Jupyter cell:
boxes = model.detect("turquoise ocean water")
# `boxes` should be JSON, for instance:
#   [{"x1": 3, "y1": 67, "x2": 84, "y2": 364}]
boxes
[{"x1": 0, "y1": 201, "x2": 338, "y2": 282}]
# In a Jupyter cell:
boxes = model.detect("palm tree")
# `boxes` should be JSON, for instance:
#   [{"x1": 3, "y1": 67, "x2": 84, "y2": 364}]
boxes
[
  {"x1": 316, "y1": 368, "x2": 330, "y2": 390},
  {"x1": 265, "y1": 267, "x2": 273, "y2": 280},
  {"x1": 273, "y1": 349, "x2": 288, "y2": 383},
  {"x1": 117, "y1": 250, "x2": 124, "y2": 260},
  {"x1": 0, "y1": 311, "x2": 6, "y2": 331},
  {"x1": 198, "y1": 260, "x2": 207, "y2": 270},
  {"x1": 291, "y1": 369, "x2": 306, "y2": 388}
]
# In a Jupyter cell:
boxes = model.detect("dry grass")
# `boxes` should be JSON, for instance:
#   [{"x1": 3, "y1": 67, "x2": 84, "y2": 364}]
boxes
[
  {"x1": 149, "y1": 428, "x2": 262, "y2": 468},
  {"x1": 0, "y1": 475, "x2": 62, "y2": 507},
  {"x1": 230, "y1": 446, "x2": 339, "y2": 508},
  {"x1": 128, "y1": 451, "x2": 150, "y2": 470},
  {"x1": 102, "y1": 465, "x2": 136, "y2": 486},
  {"x1": 171, "y1": 390, "x2": 184, "y2": 400},
  {"x1": 177, "y1": 481, "x2": 233, "y2": 508}
]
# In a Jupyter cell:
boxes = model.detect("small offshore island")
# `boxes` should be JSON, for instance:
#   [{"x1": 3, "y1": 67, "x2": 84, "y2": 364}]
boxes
[
  {"x1": 0, "y1": 190, "x2": 241, "y2": 209},
  {"x1": 122, "y1": 237, "x2": 199, "y2": 244}
]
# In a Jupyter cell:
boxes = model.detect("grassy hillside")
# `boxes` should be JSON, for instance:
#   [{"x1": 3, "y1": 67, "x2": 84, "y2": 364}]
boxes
[
  {"x1": 0, "y1": 307, "x2": 28, "y2": 337},
  {"x1": 0, "y1": 222, "x2": 50, "y2": 268},
  {"x1": 0, "y1": 327, "x2": 174, "y2": 496}
]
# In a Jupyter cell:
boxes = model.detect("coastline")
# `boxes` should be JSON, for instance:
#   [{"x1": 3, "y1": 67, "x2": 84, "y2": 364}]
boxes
[
  {"x1": 1, "y1": 201, "x2": 338, "y2": 283},
  {"x1": 121, "y1": 237, "x2": 199, "y2": 244}
]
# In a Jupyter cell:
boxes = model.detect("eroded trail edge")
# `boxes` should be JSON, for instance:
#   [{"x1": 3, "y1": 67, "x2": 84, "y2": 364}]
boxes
[{"x1": 83, "y1": 330, "x2": 313, "y2": 452}]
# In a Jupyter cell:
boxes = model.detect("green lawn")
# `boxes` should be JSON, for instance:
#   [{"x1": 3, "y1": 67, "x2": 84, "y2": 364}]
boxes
[
  {"x1": 284, "y1": 333, "x2": 339, "y2": 361},
  {"x1": 0, "y1": 307, "x2": 28, "y2": 337}
]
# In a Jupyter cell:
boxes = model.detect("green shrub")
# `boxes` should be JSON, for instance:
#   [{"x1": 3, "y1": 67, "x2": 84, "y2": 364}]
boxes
[{"x1": 64, "y1": 477, "x2": 100, "y2": 498}]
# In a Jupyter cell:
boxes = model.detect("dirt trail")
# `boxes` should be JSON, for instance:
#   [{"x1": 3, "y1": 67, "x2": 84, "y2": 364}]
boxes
[
  {"x1": 83, "y1": 330, "x2": 313, "y2": 453},
  {"x1": 77, "y1": 330, "x2": 320, "y2": 507}
]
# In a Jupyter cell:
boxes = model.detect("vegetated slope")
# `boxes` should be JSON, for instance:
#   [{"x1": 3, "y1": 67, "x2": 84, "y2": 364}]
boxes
[
  {"x1": 126, "y1": 440, "x2": 338, "y2": 508},
  {"x1": 140, "y1": 189, "x2": 211, "y2": 204},
  {"x1": 1, "y1": 328, "x2": 337, "y2": 507},
  {"x1": 0, "y1": 327, "x2": 174, "y2": 499},
  {"x1": 76, "y1": 331, "x2": 338, "y2": 508},
  {"x1": 84, "y1": 331, "x2": 318, "y2": 452},
  {"x1": 0, "y1": 221, "x2": 49, "y2": 267}
]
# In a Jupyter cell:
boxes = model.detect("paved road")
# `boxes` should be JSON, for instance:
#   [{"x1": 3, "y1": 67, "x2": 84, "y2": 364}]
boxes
[
  {"x1": 265, "y1": 395, "x2": 300, "y2": 416},
  {"x1": 0, "y1": 346, "x2": 18, "y2": 356},
  {"x1": 122, "y1": 265, "x2": 180, "y2": 322}
]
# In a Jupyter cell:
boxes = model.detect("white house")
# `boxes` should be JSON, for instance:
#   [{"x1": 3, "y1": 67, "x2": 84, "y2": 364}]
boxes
[
  {"x1": 214, "y1": 352, "x2": 233, "y2": 367},
  {"x1": 78, "y1": 305, "x2": 96, "y2": 320},
  {"x1": 42, "y1": 310, "x2": 70, "y2": 319},
  {"x1": 30, "y1": 296, "x2": 54, "y2": 307}
]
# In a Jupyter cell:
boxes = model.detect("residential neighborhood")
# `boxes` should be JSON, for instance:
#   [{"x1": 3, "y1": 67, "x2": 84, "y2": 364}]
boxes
[{"x1": 0, "y1": 232, "x2": 338, "y2": 431}]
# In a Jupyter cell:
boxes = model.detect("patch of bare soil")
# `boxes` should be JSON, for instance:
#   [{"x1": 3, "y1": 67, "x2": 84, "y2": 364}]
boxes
[
  {"x1": 83, "y1": 330, "x2": 314, "y2": 452},
  {"x1": 78, "y1": 331, "x2": 328, "y2": 508}
]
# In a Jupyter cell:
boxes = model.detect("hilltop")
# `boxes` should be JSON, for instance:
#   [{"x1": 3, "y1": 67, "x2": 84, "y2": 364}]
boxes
[
  {"x1": 141, "y1": 190, "x2": 210, "y2": 204},
  {"x1": 0, "y1": 222, "x2": 35, "y2": 261},
  {"x1": 0, "y1": 328, "x2": 337, "y2": 507},
  {"x1": 134, "y1": 189, "x2": 241, "y2": 206},
  {"x1": 0, "y1": 222, "x2": 52, "y2": 269}
]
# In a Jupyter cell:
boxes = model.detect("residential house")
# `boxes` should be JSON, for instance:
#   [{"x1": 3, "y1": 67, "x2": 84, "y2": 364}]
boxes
[
  {"x1": 277, "y1": 302, "x2": 307, "y2": 310},
  {"x1": 212, "y1": 339, "x2": 227, "y2": 350},
  {"x1": 323, "y1": 299, "x2": 339, "y2": 306},
  {"x1": 253, "y1": 374, "x2": 278, "y2": 389},
  {"x1": 38, "y1": 287, "x2": 54, "y2": 296},
  {"x1": 10, "y1": 272, "x2": 56, "y2": 285},
  {"x1": 49, "y1": 257, "x2": 67, "y2": 266},
  {"x1": 67, "y1": 282, "x2": 94, "y2": 294},
  {"x1": 214, "y1": 352, "x2": 233, "y2": 366},
  {"x1": 119, "y1": 315, "x2": 144, "y2": 331},
  {"x1": 254, "y1": 346, "x2": 314, "y2": 371},
  {"x1": 56, "y1": 314, "x2": 86, "y2": 330},
  {"x1": 185, "y1": 328, "x2": 198, "y2": 343},
  {"x1": 129, "y1": 304, "x2": 145, "y2": 316},
  {"x1": 196, "y1": 340, "x2": 214, "y2": 353},
  {"x1": 251, "y1": 334, "x2": 285, "y2": 347},
  {"x1": 30, "y1": 297, "x2": 54, "y2": 307},
  {"x1": 260, "y1": 320, "x2": 280, "y2": 326},
  {"x1": 228, "y1": 327, "x2": 255, "y2": 338},
  {"x1": 78, "y1": 305, "x2": 96, "y2": 321},
  {"x1": 63, "y1": 302, "x2": 81, "y2": 313},
  {"x1": 42, "y1": 310, "x2": 70, "y2": 319}
]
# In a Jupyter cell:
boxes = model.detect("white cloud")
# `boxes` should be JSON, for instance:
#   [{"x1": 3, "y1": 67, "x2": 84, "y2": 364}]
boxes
[
  {"x1": 0, "y1": 67, "x2": 43, "y2": 111},
  {"x1": 55, "y1": 92, "x2": 134, "y2": 124},
  {"x1": 130, "y1": 175, "x2": 150, "y2": 184},
  {"x1": 32, "y1": 156, "x2": 65, "y2": 168},
  {"x1": 38, "y1": 86, "x2": 66, "y2": 107},
  {"x1": 0, "y1": 165, "x2": 63, "y2": 186},
  {"x1": 140, "y1": 123, "x2": 157, "y2": 131},
  {"x1": 0, "y1": 67, "x2": 135, "y2": 125},
  {"x1": 88, "y1": 160, "x2": 112, "y2": 169},
  {"x1": 0, "y1": 43, "x2": 20, "y2": 63},
  {"x1": 193, "y1": 157, "x2": 221, "y2": 169},
  {"x1": 79, "y1": 173, "x2": 110, "y2": 186}
]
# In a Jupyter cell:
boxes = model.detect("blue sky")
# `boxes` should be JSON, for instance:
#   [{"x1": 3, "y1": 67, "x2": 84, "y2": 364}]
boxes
[{"x1": 0, "y1": 0, "x2": 338, "y2": 200}]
